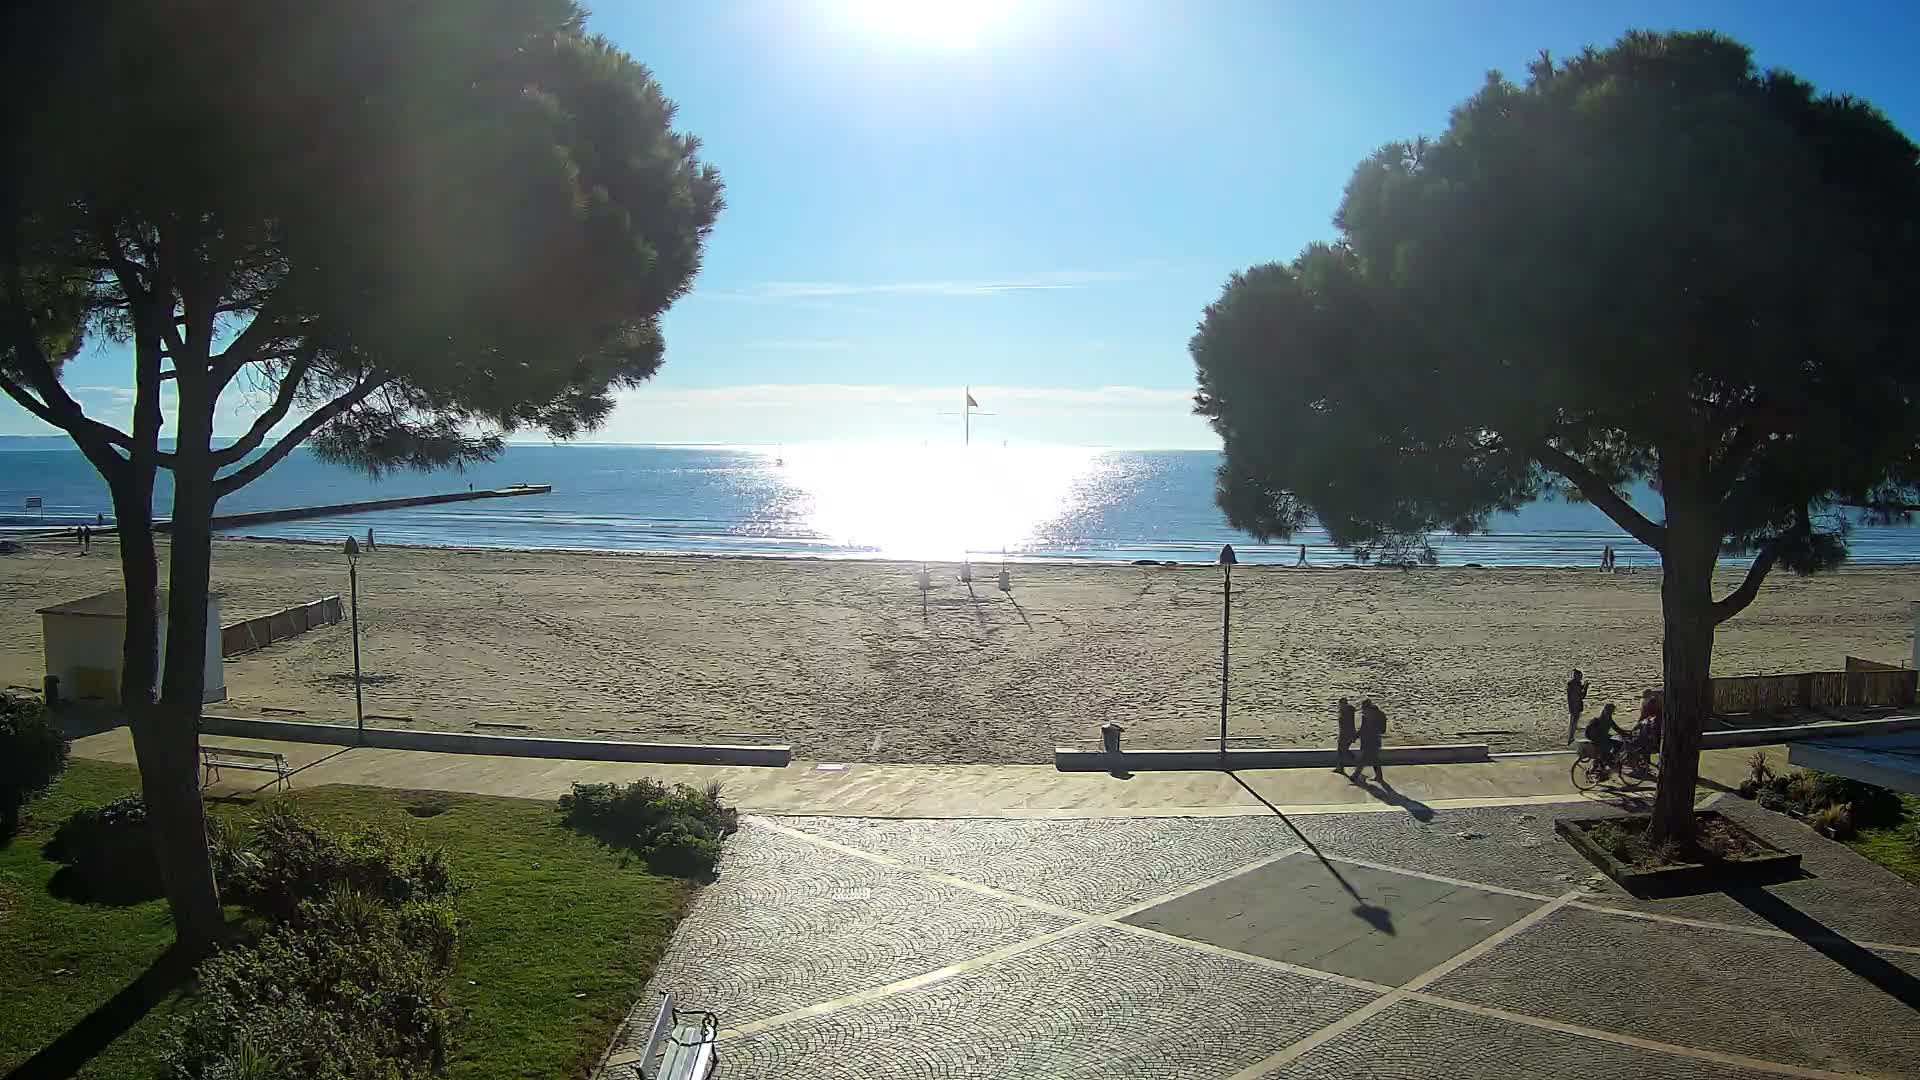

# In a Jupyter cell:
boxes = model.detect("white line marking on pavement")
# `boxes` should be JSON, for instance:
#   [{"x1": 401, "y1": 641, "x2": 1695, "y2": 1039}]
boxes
[
  {"x1": 1400, "y1": 891, "x2": 1581, "y2": 991},
  {"x1": 1223, "y1": 993, "x2": 1406, "y2": 1080},
  {"x1": 1108, "y1": 921, "x2": 1397, "y2": 996},
  {"x1": 723, "y1": 923, "x2": 1095, "y2": 1040},
  {"x1": 1566, "y1": 901, "x2": 1920, "y2": 957},
  {"x1": 1405, "y1": 993, "x2": 1886, "y2": 1080},
  {"x1": 1323, "y1": 854, "x2": 1561, "y2": 902}
]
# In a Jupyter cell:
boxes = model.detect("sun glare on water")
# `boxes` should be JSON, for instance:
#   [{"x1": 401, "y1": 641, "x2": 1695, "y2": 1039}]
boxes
[
  {"x1": 776, "y1": 443, "x2": 1103, "y2": 561},
  {"x1": 843, "y1": 0, "x2": 1016, "y2": 49}
]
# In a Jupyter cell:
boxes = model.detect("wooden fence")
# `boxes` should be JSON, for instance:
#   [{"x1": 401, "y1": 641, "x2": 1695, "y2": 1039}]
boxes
[
  {"x1": 1710, "y1": 666, "x2": 1916, "y2": 714},
  {"x1": 220, "y1": 595, "x2": 343, "y2": 657}
]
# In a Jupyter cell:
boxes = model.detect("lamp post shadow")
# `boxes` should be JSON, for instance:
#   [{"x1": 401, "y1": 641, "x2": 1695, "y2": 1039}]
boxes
[{"x1": 1228, "y1": 770, "x2": 1395, "y2": 935}]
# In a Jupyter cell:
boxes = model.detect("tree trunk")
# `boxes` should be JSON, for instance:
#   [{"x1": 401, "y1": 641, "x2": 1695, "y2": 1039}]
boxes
[
  {"x1": 148, "y1": 393, "x2": 224, "y2": 955},
  {"x1": 1649, "y1": 511, "x2": 1719, "y2": 847}
]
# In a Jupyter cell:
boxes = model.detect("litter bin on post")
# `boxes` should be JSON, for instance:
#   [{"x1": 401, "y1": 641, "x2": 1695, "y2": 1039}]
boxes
[
  {"x1": 1100, "y1": 721, "x2": 1123, "y2": 755},
  {"x1": 43, "y1": 674, "x2": 60, "y2": 708}
]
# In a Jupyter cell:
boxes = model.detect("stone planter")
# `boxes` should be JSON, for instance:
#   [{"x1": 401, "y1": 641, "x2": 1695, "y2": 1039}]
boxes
[{"x1": 1556, "y1": 811, "x2": 1802, "y2": 898}]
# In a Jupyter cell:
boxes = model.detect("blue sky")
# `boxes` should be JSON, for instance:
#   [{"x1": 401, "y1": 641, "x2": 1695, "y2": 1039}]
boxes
[{"x1": 10, "y1": 0, "x2": 1919, "y2": 448}]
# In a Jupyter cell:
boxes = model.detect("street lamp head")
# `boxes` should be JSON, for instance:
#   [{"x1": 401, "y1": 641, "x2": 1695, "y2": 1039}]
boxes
[
  {"x1": 344, "y1": 535, "x2": 360, "y2": 560},
  {"x1": 1218, "y1": 543, "x2": 1237, "y2": 566}
]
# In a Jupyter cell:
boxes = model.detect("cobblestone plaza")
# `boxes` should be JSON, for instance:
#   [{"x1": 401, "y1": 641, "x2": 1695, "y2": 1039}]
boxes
[{"x1": 610, "y1": 798, "x2": 1920, "y2": 1079}]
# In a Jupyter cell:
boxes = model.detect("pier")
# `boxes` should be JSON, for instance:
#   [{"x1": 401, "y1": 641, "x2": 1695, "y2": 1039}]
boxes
[{"x1": 157, "y1": 484, "x2": 552, "y2": 533}]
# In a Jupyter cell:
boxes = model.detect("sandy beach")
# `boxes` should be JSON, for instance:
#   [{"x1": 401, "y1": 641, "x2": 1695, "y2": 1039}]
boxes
[{"x1": 4, "y1": 536, "x2": 1915, "y2": 763}]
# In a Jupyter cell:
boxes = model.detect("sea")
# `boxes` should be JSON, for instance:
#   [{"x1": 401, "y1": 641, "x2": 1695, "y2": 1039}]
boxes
[{"x1": 5, "y1": 437, "x2": 1919, "y2": 567}]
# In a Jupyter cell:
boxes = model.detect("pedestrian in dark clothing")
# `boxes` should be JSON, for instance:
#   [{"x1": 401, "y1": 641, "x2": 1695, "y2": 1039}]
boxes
[
  {"x1": 82, "y1": 524, "x2": 91, "y2": 552},
  {"x1": 1566, "y1": 669, "x2": 1589, "y2": 744},
  {"x1": 1357, "y1": 699, "x2": 1387, "y2": 783},
  {"x1": 1335, "y1": 697, "x2": 1357, "y2": 774}
]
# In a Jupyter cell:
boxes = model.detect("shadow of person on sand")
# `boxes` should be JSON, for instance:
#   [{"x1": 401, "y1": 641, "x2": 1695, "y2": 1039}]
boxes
[{"x1": 1228, "y1": 771, "x2": 1396, "y2": 935}]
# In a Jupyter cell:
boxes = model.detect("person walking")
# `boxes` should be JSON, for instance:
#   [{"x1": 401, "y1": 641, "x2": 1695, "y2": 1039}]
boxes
[
  {"x1": 1357, "y1": 698, "x2": 1387, "y2": 784},
  {"x1": 1335, "y1": 697, "x2": 1357, "y2": 774},
  {"x1": 1566, "y1": 668, "x2": 1589, "y2": 744},
  {"x1": 1296, "y1": 543, "x2": 1308, "y2": 567}
]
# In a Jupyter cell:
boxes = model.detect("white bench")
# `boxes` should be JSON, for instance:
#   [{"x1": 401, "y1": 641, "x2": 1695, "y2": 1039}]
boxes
[
  {"x1": 631, "y1": 992, "x2": 716, "y2": 1080},
  {"x1": 200, "y1": 745, "x2": 292, "y2": 791}
]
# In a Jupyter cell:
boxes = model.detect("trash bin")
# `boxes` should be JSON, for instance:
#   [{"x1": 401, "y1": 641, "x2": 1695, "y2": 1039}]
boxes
[
  {"x1": 1101, "y1": 721, "x2": 1123, "y2": 754},
  {"x1": 43, "y1": 673, "x2": 60, "y2": 708}
]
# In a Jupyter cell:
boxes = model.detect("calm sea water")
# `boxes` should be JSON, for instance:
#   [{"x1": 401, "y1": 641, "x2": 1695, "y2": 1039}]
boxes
[{"x1": 5, "y1": 438, "x2": 1918, "y2": 567}]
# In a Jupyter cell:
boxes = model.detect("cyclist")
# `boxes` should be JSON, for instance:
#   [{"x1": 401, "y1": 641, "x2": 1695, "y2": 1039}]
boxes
[{"x1": 1583, "y1": 703, "x2": 1631, "y2": 774}]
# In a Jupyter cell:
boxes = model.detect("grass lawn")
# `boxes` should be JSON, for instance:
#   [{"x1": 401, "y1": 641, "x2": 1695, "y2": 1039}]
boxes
[
  {"x1": 1844, "y1": 792, "x2": 1920, "y2": 885},
  {"x1": 1, "y1": 759, "x2": 694, "y2": 1079}
]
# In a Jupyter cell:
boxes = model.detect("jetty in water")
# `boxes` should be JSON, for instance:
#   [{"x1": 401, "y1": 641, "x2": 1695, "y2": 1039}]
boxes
[{"x1": 156, "y1": 484, "x2": 552, "y2": 533}]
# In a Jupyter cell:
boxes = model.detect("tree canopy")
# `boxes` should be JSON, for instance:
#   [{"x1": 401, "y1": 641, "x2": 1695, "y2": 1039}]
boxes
[
  {"x1": 3, "y1": 0, "x2": 722, "y2": 480},
  {"x1": 1197, "y1": 30, "x2": 1920, "y2": 580},
  {"x1": 1191, "y1": 30, "x2": 1920, "y2": 840},
  {"x1": 0, "y1": 0, "x2": 723, "y2": 951}
]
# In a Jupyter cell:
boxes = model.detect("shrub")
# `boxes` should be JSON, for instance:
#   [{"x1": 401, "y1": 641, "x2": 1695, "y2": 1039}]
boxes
[
  {"x1": 1812, "y1": 802, "x2": 1856, "y2": 840},
  {"x1": 558, "y1": 778, "x2": 738, "y2": 877},
  {"x1": 1, "y1": 692, "x2": 68, "y2": 835},
  {"x1": 163, "y1": 885, "x2": 458, "y2": 1080},
  {"x1": 1751, "y1": 769, "x2": 1904, "y2": 832},
  {"x1": 237, "y1": 804, "x2": 455, "y2": 920},
  {"x1": 45, "y1": 795, "x2": 162, "y2": 902}
]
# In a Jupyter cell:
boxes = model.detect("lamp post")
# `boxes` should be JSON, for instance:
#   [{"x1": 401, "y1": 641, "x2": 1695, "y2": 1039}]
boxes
[
  {"x1": 344, "y1": 535, "x2": 364, "y2": 742},
  {"x1": 1218, "y1": 543, "x2": 1237, "y2": 769}
]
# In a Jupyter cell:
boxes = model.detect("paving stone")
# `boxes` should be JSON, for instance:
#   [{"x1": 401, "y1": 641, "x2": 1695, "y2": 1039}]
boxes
[
  {"x1": 1286, "y1": 801, "x2": 1617, "y2": 897},
  {"x1": 1280, "y1": 998, "x2": 1792, "y2": 1080},
  {"x1": 1426, "y1": 904, "x2": 1920, "y2": 1076},
  {"x1": 625, "y1": 821, "x2": 1073, "y2": 1032},
  {"x1": 1579, "y1": 798, "x2": 1920, "y2": 948},
  {"x1": 719, "y1": 925, "x2": 1379, "y2": 1079},
  {"x1": 1123, "y1": 851, "x2": 1544, "y2": 986},
  {"x1": 776, "y1": 815, "x2": 1306, "y2": 913}
]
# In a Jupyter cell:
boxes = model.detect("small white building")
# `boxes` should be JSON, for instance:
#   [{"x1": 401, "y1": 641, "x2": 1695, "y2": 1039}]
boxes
[{"x1": 37, "y1": 589, "x2": 226, "y2": 705}]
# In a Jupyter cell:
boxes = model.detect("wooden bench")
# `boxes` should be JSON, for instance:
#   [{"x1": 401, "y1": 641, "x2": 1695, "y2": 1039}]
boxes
[
  {"x1": 200, "y1": 745, "x2": 292, "y2": 792},
  {"x1": 628, "y1": 992, "x2": 716, "y2": 1079}
]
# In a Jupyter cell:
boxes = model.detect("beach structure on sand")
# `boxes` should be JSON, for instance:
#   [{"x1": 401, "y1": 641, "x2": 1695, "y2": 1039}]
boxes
[{"x1": 37, "y1": 589, "x2": 226, "y2": 705}]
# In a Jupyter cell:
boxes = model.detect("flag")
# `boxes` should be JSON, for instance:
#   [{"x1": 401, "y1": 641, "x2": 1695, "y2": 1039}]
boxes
[{"x1": 965, "y1": 391, "x2": 979, "y2": 409}]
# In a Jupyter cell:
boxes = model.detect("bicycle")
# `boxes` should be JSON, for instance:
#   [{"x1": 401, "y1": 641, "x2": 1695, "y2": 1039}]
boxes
[{"x1": 1571, "y1": 738, "x2": 1659, "y2": 792}]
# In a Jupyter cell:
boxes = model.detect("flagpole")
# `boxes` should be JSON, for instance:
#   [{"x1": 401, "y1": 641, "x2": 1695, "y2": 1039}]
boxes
[{"x1": 964, "y1": 386, "x2": 971, "y2": 447}]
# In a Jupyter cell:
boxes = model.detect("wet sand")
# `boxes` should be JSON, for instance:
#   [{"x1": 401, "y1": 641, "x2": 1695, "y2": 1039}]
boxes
[{"x1": 3, "y1": 537, "x2": 1914, "y2": 763}]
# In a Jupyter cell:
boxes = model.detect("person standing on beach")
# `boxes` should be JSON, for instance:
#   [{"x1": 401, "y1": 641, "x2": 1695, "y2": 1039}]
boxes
[
  {"x1": 1357, "y1": 699, "x2": 1387, "y2": 783},
  {"x1": 1335, "y1": 697, "x2": 1357, "y2": 774},
  {"x1": 1296, "y1": 543, "x2": 1308, "y2": 567},
  {"x1": 366, "y1": 528, "x2": 376, "y2": 552},
  {"x1": 1566, "y1": 668, "x2": 1589, "y2": 743}
]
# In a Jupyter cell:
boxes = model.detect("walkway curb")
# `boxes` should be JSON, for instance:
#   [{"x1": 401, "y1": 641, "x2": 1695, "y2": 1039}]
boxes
[{"x1": 198, "y1": 714, "x2": 792, "y2": 767}]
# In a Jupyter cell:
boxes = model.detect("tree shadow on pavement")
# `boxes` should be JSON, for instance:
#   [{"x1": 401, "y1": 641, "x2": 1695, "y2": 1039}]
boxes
[
  {"x1": 1727, "y1": 887, "x2": 1920, "y2": 1012},
  {"x1": 1229, "y1": 770, "x2": 1395, "y2": 935},
  {"x1": 3, "y1": 947, "x2": 194, "y2": 1080}
]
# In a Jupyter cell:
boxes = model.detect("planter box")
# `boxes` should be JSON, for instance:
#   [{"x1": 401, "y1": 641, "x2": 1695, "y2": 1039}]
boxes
[{"x1": 1555, "y1": 811, "x2": 1802, "y2": 898}]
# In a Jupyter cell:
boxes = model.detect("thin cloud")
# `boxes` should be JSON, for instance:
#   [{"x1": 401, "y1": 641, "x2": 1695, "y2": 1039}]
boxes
[{"x1": 744, "y1": 270, "x2": 1137, "y2": 299}]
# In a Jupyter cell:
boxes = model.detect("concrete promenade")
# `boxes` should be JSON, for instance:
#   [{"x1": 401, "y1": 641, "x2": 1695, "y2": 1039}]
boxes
[{"x1": 74, "y1": 726, "x2": 1767, "y2": 817}]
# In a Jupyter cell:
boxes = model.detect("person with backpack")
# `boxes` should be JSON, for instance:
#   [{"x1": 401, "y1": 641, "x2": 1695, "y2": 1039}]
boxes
[{"x1": 1357, "y1": 698, "x2": 1388, "y2": 784}]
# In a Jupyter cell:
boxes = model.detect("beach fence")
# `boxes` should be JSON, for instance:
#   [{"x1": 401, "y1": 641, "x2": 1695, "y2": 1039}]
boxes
[
  {"x1": 220, "y1": 596, "x2": 343, "y2": 657},
  {"x1": 1710, "y1": 664, "x2": 1916, "y2": 715}
]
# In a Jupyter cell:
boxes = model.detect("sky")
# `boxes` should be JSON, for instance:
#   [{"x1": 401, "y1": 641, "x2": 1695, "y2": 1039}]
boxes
[{"x1": 9, "y1": 0, "x2": 1920, "y2": 449}]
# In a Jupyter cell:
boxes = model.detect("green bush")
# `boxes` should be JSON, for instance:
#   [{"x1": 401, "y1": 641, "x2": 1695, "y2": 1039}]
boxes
[
  {"x1": 163, "y1": 885, "x2": 458, "y2": 1080},
  {"x1": 1812, "y1": 802, "x2": 1856, "y2": 840},
  {"x1": 1, "y1": 692, "x2": 69, "y2": 835},
  {"x1": 1752, "y1": 769, "x2": 1903, "y2": 831},
  {"x1": 557, "y1": 778, "x2": 738, "y2": 877},
  {"x1": 45, "y1": 795, "x2": 162, "y2": 902},
  {"x1": 237, "y1": 804, "x2": 455, "y2": 920}
]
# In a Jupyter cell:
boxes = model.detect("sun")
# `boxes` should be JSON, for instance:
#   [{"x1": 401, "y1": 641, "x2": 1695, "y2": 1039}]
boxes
[{"x1": 843, "y1": 0, "x2": 1014, "y2": 49}]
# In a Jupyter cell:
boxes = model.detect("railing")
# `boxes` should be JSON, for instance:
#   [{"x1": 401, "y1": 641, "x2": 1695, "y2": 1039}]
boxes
[{"x1": 1710, "y1": 667, "x2": 1916, "y2": 714}]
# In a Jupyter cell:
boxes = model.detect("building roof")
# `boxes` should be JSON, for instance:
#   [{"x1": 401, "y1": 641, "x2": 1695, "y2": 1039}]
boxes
[
  {"x1": 1787, "y1": 727, "x2": 1920, "y2": 796},
  {"x1": 36, "y1": 588, "x2": 226, "y2": 619}
]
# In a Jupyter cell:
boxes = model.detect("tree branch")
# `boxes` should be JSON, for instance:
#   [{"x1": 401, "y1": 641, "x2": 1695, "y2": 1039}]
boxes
[
  {"x1": 212, "y1": 375, "x2": 388, "y2": 496},
  {"x1": 1708, "y1": 421, "x2": 1761, "y2": 497},
  {"x1": 1530, "y1": 441, "x2": 1668, "y2": 551},
  {"x1": 210, "y1": 349, "x2": 314, "y2": 467},
  {"x1": 1711, "y1": 539, "x2": 1780, "y2": 624}
]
